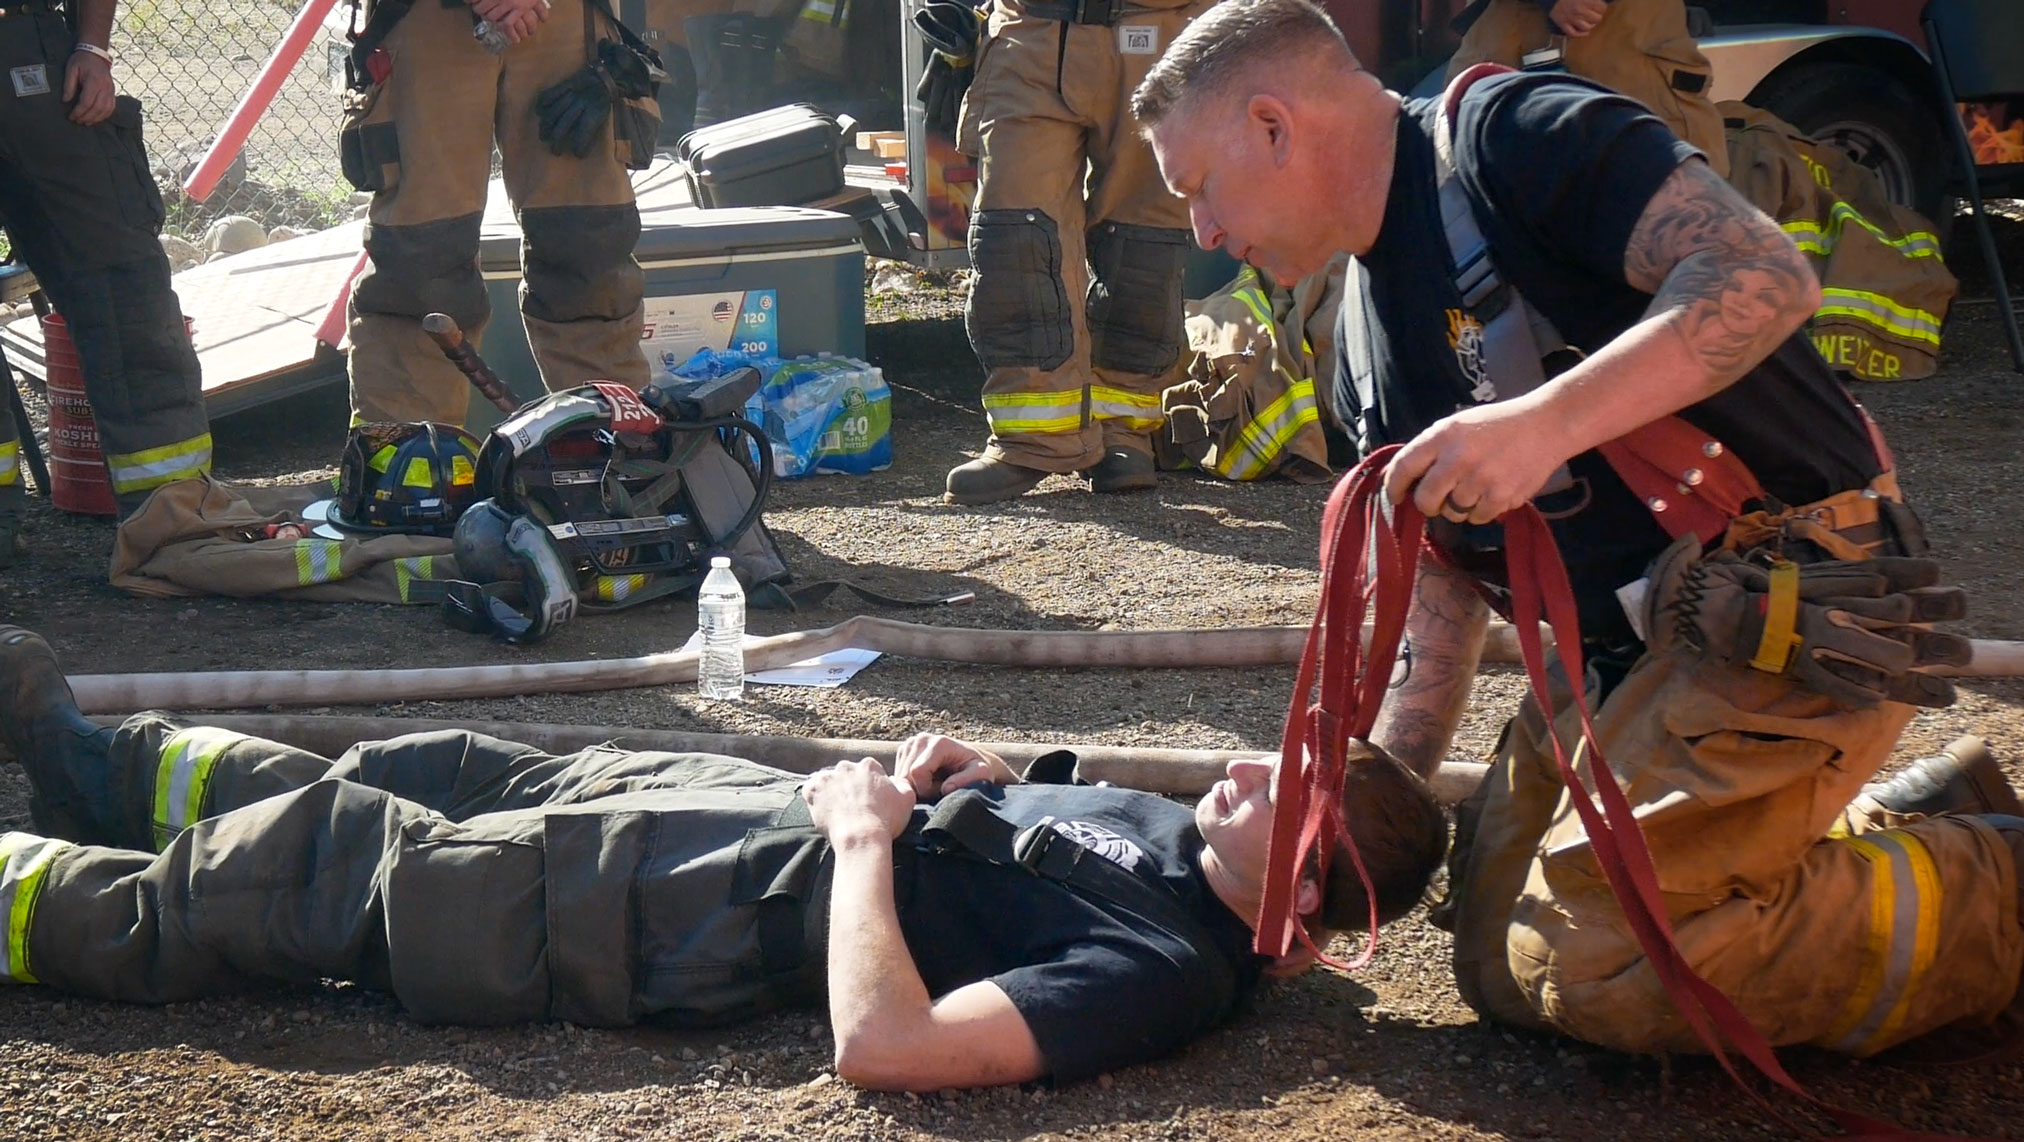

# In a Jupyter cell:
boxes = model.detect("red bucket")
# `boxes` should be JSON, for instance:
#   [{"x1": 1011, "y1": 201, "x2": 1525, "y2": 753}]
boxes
[
  {"x1": 40, "y1": 313, "x2": 116, "y2": 516},
  {"x1": 39, "y1": 312, "x2": 196, "y2": 517}
]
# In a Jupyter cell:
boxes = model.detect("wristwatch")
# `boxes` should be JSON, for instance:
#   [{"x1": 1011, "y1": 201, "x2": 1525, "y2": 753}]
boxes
[{"x1": 73, "y1": 42, "x2": 114, "y2": 64}]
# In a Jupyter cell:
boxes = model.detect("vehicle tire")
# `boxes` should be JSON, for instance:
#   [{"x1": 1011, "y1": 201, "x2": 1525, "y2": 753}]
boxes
[{"x1": 1746, "y1": 60, "x2": 1950, "y2": 225}]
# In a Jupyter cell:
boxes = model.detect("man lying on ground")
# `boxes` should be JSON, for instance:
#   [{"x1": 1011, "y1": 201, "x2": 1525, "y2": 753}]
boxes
[
  {"x1": 1133, "y1": 0, "x2": 2023, "y2": 1057},
  {"x1": 0, "y1": 626, "x2": 1446, "y2": 1092}
]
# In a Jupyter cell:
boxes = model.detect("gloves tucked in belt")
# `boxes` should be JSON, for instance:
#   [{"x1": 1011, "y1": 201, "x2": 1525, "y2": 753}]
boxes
[
  {"x1": 912, "y1": 0, "x2": 986, "y2": 139},
  {"x1": 536, "y1": 38, "x2": 665, "y2": 160},
  {"x1": 1644, "y1": 534, "x2": 1973, "y2": 708}
]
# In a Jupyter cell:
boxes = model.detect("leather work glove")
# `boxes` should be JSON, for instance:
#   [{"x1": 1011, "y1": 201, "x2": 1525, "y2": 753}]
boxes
[
  {"x1": 912, "y1": 0, "x2": 985, "y2": 138},
  {"x1": 1643, "y1": 534, "x2": 1972, "y2": 709},
  {"x1": 535, "y1": 39, "x2": 664, "y2": 159}
]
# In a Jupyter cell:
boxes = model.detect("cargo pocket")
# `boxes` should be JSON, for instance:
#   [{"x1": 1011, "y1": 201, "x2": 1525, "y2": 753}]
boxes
[
  {"x1": 340, "y1": 80, "x2": 402, "y2": 193},
  {"x1": 967, "y1": 207, "x2": 1073, "y2": 371},
  {"x1": 613, "y1": 90, "x2": 663, "y2": 171},
  {"x1": 99, "y1": 96, "x2": 165, "y2": 236},
  {"x1": 384, "y1": 813, "x2": 550, "y2": 1025},
  {"x1": 1087, "y1": 222, "x2": 1188, "y2": 375}
]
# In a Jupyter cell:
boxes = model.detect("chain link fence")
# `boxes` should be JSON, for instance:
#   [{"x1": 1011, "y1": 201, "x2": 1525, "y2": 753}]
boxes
[{"x1": 113, "y1": 0, "x2": 359, "y2": 243}]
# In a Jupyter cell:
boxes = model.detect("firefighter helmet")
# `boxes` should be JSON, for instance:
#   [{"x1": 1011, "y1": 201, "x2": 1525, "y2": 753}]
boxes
[{"x1": 331, "y1": 421, "x2": 483, "y2": 537}]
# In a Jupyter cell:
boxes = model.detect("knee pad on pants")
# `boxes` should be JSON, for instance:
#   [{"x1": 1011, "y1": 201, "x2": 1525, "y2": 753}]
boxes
[
  {"x1": 965, "y1": 208, "x2": 1073, "y2": 371},
  {"x1": 1086, "y1": 222, "x2": 1188, "y2": 375},
  {"x1": 519, "y1": 203, "x2": 646, "y2": 324},
  {"x1": 354, "y1": 212, "x2": 489, "y2": 330}
]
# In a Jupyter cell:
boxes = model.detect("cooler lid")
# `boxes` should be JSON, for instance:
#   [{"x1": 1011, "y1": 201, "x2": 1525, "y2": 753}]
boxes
[{"x1": 477, "y1": 157, "x2": 862, "y2": 271}]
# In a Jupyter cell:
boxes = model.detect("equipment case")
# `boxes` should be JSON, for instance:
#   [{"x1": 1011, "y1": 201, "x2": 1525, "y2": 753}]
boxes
[{"x1": 676, "y1": 103, "x2": 848, "y2": 210}]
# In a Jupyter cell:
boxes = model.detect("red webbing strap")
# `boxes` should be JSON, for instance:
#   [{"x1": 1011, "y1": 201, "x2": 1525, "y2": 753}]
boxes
[
  {"x1": 1501, "y1": 508, "x2": 1986, "y2": 1142},
  {"x1": 1257, "y1": 446, "x2": 1421, "y2": 966},
  {"x1": 1596, "y1": 415, "x2": 1765, "y2": 544}
]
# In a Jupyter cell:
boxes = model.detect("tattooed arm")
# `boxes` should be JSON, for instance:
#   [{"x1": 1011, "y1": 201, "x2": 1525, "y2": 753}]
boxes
[
  {"x1": 1383, "y1": 158, "x2": 1821, "y2": 525},
  {"x1": 1370, "y1": 560, "x2": 1491, "y2": 781}
]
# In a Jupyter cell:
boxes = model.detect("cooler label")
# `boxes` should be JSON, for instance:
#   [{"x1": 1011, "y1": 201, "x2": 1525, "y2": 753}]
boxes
[{"x1": 642, "y1": 289, "x2": 780, "y2": 382}]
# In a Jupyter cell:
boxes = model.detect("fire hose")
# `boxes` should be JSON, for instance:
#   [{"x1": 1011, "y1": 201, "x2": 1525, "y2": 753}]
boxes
[{"x1": 63, "y1": 614, "x2": 2024, "y2": 718}]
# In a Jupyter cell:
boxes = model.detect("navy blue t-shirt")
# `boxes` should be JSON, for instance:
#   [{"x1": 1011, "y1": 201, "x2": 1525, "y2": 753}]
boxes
[
  {"x1": 1334, "y1": 72, "x2": 1880, "y2": 646},
  {"x1": 896, "y1": 783, "x2": 1264, "y2": 1084}
]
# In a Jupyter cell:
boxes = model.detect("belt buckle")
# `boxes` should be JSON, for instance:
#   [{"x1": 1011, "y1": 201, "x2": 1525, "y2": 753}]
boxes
[{"x1": 1012, "y1": 820, "x2": 1059, "y2": 873}]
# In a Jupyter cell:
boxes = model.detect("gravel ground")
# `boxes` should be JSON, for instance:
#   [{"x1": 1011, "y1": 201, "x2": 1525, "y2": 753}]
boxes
[{"x1": 3, "y1": 217, "x2": 2024, "y2": 1140}]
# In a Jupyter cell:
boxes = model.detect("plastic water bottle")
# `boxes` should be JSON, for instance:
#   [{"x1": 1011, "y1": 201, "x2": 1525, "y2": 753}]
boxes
[
  {"x1": 697, "y1": 556, "x2": 746, "y2": 700},
  {"x1": 472, "y1": 18, "x2": 511, "y2": 53}
]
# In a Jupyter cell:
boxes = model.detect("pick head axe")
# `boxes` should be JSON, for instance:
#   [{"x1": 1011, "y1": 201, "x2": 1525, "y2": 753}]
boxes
[{"x1": 421, "y1": 312, "x2": 522, "y2": 415}]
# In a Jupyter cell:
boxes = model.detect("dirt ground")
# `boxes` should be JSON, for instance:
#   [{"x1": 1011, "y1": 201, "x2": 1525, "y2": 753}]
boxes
[{"x1": 5, "y1": 217, "x2": 2024, "y2": 1140}]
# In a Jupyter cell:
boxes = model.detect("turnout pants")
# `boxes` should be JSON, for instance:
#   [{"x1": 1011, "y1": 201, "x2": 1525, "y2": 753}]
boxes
[
  {"x1": 0, "y1": 5, "x2": 211, "y2": 512},
  {"x1": 345, "y1": 0, "x2": 649, "y2": 427},
  {"x1": 0, "y1": 719, "x2": 830, "y2": 1027},
  {"x1": 955, "y1": 0, "x2": 1205, "y2": 471},
  {"x1": 1442, "y1": 651, "x2": 2024, "y2": 1055},
  {"x1": 1447, "y1": 0, "x2": 1729, "y2": 179}
]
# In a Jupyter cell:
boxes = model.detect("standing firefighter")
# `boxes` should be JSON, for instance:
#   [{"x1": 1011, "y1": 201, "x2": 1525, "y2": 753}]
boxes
[
  {"x1": 1137, "y1": 0, "x2": 2024, "y2": 1066},
  {"x1": 0, "y1": 0, "x2": 212, "y2": 555},
  {"x1": 1445, "y1": 0, "x2": 1728, "y2": 178},
  {"x1": 939, "y1": 0, "x2": 1211, "y2": 505},
  {"x1": 339, "y1": 0, "x2": 661, "y2": 426}
]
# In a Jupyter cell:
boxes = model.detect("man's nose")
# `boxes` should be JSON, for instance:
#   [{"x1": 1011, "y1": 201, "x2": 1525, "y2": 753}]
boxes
[
  {"x1": 1190, "y1": 201, "x2": 1224, "y2": 252},
  {"x1": 1226, "y1": 757, "x2": 1273, "y2": 792}
]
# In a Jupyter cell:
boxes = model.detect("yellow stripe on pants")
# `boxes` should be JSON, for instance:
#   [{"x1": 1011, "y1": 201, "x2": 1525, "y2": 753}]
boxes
[
  {"x1": 151, "y1": 727, "x2": 248, "y2": 851},
  {"x1": 982, "y1": 389, "x2": 1084, "y2": 435},
  {"x1": 1817, "y1": 830, "x2": 1943, "y2": 1055},
  {"x1": 1089, "y1": 385, "x2": 1163, "y2": 432},
  {"x1": 0, "y1": 832, "x2": 72, "y2": 984}
]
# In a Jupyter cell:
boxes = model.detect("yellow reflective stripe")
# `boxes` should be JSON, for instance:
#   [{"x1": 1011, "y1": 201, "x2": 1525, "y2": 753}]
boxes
[
  {"x1": 1231, "y1": 285, "x2": 1274, "y2": 331},
  {"x1": 1089, "y1": 385, "x2": 1163, "y2": 430},
  {"x1": 106, "y1": 433, "x2": 213, "y2": 494},
  {"x1": 294, "y1": 538, "x2": 343, "y2": 586},
  {"x1": 1820, "y1": 831, "x2": 1942, "y2": 1054},
  {"x1": 0, "y1": 439, "x2": 17, "y2": 486},
  {"x1": 402, "y1": 457, "x2": 434, "y2": 488},
  {"x1": 982, "y1": 390, "x2": 1084, "y2": 435},
  {"x1": 0, "y1": 833, "x2": 70, "y2": 984},
  {"x1": 594, "y1": 573, "x2": 651, "y2": 602},
  {"x1": 395, "y1": 555, "x2": 441, "y2": 603},
  {"x1": 150, "y1": 727, "x2": 246, "y2": 851},
  {"x1": 1784, "y1": 201, "x2": 1944, "y2": 261},
  {"x1": 369, "y1": 444, "x2": 397, "y2": 474},
  {"x1": 449, "y1": 454, "x2": 475, "y2": 486},
  {"x1": 1216, "y1": 379, "x2": 1321, "y2": 480},
  {"x1": 1817, "y1": 289, "x2": 1942, "y2": 347},
  {"x1": 1749, "y1": 559, "x2": 1803, "y2": 673}
]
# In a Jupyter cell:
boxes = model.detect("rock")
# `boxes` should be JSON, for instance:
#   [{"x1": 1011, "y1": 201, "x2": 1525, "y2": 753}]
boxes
[
  {"x1": 267, "y1": 226, "x2": 305, "y2": 245},
  {"x1": 805, "y1": 1072, "x2": 833, "y2": 1088},
  {"x1": 172, "y1": 258, "x2": 201, "y2": 274},
  {"x1": 205, "y1": 216, "x2": 267, "y2": 255},
  {"x1": 679, "y1": 1047, "x2": 699, "y2": 1062},
  {"x1": 159, "y1": 235, "x2": 202, "y2": 266}
]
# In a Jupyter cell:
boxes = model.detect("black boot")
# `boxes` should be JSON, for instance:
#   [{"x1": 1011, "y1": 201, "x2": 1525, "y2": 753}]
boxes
[
  {"x1": 0, "y1": 626, "x2": 116, "y2": 840},
  {"x1": 1850, "y1": 736, "x2": 2023, "y2": 828}
]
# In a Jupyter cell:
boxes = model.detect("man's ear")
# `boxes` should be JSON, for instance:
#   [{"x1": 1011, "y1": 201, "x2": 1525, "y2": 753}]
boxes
[
  {"x1": 1247, "y1": 93, "x2": 1295, "y2": 168},
  {"x1": 1296, "y1": 875, "x2": 1322, "y2": 918}
]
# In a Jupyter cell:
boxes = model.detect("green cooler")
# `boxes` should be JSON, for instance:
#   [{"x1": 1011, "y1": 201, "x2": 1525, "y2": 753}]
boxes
[{"x1": 473, "y1": 202, "x2": 867, "y2": 429}]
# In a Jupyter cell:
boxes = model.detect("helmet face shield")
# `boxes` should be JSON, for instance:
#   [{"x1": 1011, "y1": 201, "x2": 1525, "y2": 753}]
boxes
[{"x1": 334, "y1": 422, "x2": 484, "y2": 537}]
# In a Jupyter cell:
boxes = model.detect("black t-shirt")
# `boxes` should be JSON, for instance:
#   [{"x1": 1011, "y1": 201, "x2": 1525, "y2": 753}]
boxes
[
  {"x1": 896, "y1": 783, "x2": 1265, "y2": 1085},
  {"x1": 1334, "y1": 72, "x2": 1880, "y2": 646}
]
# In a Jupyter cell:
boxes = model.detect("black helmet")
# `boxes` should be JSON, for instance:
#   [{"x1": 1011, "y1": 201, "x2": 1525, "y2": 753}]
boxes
[{"x1": 333, "y1": 421, "x2": 483, "y2": 537}]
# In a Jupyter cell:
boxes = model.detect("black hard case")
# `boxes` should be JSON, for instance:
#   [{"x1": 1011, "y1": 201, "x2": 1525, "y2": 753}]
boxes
[{"x1": 676, "y1": 104, "x2": 848, "y2": 210}]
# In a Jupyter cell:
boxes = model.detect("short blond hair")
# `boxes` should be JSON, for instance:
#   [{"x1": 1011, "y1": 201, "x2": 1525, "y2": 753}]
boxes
[{"x1": 1131, "y1": 0, "x2": 1354, "y2": 128}]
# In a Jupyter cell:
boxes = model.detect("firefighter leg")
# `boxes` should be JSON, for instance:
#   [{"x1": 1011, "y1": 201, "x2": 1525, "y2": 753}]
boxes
[
  {"x1": 1554, "y1": 0, "x2": 1728, "y2": 178},
  {"x1": 1077, "y1": 6, "x2": 1198, "y2": 487},
  {"x1": 0, "y1": 10, "x2": 209, "y2": 515},
  {"x1": 346, "y1": 0, "x2": 502, "y2": 426},
  {"x1": 1486, "y1": 651, "x2": 2022, "y2": 1055},
  {"x1": 954, "y1": 8, "x2": 1101, "y2": 497},
  {"x1": 500, "y1": 0, "x2": 650, "y2": 392}
]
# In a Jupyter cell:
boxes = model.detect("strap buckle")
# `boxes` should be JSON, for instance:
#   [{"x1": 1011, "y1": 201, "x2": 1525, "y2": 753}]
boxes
[{"x1": 1012, "y1": 819, "x2": 1063, "y2": 874}]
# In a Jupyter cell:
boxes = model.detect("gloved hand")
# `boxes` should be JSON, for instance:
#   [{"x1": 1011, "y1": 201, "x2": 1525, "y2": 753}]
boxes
[
  {"x1": 912, "y1": 0, "x2": 985, "y2": 139},
  {"x1": 535, "y1": 39, "x2": 664, "y2": 160},
  {"x1": 1644, "y1": 534, "x2": 1972, "y2": 708}
]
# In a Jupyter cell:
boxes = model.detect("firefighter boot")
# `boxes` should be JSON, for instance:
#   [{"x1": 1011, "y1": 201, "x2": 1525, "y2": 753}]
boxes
[
  {"x1": 1846, "y1": 736, "x2": 2024, "y2": 831},
  {"x1": 1087, "y1": 447, "x2": 1156, "y2": 495},
  {"x1": 945, "y1": 456, "x2": 1049, "y2": 505},
  {"x1": 0, "y1": 626, "x2": 116, "y2": 841}
]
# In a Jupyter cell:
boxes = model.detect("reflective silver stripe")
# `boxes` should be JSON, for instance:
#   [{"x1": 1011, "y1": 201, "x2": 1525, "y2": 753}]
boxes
[
  {"x1": 982, "y1": 390, "x2": 1084, "y2": 435},
  {"x1": 294, "y1": 539, "x2": 343, "y2": 586},
  {"x1": 396, "y1": 555, "x2": 440, "y2": 603},
  {"x1": 1089, "y1": 385, "x2": 1164, "y2": 430},
  {"x1": 106, "y1": 436, "x2": 214, "y2": 494},
  {"x1": 1821, "y1": 830, "x2": 1941, "y2": 1054},
  {"x1": 1, "y1": 833, "x2": 71, "y2": 984},
  {"x1": 1816, "y1": 288, "x2": 1942, "y2": 347},
  {"x1": 152, "y1": 726, "x2": 245, "y2": 850}
]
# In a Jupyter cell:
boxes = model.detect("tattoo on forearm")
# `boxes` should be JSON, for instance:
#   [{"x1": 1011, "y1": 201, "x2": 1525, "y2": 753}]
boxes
[
  {"x1": 1623, "y1": 161, "x2": 1817, "y2": 379},
  {"x1": 1372, "y1": 563, "x2": 1489, "y2": 779}
]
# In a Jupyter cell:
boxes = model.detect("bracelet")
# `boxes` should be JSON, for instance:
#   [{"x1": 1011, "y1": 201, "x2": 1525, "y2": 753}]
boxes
[{"x1": 73, "y1": 42, "x2": 114, "y2": 64}]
